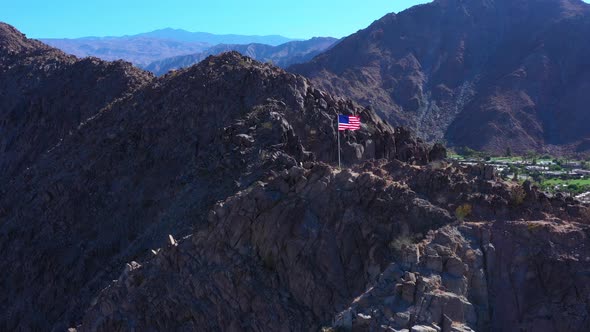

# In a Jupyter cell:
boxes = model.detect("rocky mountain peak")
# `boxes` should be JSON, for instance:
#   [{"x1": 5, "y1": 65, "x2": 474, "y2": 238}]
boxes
[
  {"x1": 0, "y1": 22, "x2": 49, "y2": 54},
  {"x1": 173, "y1": 50, "x2": 289, "y2": 84},
  {"x1": 291, "y1": 0, "x2": 590, "y2": 154},
  {"x1": 199, "y1": 50, "x2": 255, "y2": 67}
]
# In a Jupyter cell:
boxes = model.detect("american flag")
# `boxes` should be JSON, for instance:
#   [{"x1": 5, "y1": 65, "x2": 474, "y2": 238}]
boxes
[{"x1": 338, "y1": 115, "x2": 361, "y2": 131}]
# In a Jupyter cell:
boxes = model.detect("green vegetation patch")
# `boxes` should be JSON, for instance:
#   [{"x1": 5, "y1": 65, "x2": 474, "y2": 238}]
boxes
[{"x1": 540, "y1": 178, "x2": 590, "y2": 195}]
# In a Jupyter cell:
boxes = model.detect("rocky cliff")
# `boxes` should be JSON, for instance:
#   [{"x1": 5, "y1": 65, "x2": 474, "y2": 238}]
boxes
[{"x1": 291, "y1": 0, "x2": 590, "y2": 155}]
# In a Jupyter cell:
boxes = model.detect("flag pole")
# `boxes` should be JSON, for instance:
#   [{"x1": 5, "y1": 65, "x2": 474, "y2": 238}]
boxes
[{"x1": 336, "y1": 125, "x2": 341, "y2": 169}]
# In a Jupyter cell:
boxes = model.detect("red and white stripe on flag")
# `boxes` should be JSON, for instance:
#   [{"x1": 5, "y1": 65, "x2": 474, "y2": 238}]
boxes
[{"x1": 338, "y1": 115, "x2": 361, "y2": 131}]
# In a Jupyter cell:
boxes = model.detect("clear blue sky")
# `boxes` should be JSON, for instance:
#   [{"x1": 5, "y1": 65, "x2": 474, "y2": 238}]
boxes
[{"x1": 1, "y1": 0, "x2": 432, "y2": 39}]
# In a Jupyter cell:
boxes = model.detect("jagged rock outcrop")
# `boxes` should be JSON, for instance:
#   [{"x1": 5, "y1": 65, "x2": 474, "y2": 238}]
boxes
[
  {"x1": 291, "y1": 0, "x2": 590, "y2": 155},
  {"x1": 78, "y1": 161, "x2": 590, "y2": 331},
  {"x1": 0, "y1": 27, "x2": 440, "y2": 330},
  {"x1": 328, "y1": 218, "x2": 590, "y2": 332},
  {"x1": 331, "y1": 225, "x2": 483, "y2": 332},
  {"x1": 79, "y1": 163, "x2": 454, "y2": 331}
]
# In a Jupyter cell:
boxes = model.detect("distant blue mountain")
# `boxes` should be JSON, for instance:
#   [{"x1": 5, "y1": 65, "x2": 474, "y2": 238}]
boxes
[
  {"x1": 134, "y1": 28, "x2": 297, "y2": 46},
  {"x1": 40, "y1": 28, "x2": 298, "y2": 66},
  {"x1": 143, "y1": 37, "x2": 339, "y2": 76}
]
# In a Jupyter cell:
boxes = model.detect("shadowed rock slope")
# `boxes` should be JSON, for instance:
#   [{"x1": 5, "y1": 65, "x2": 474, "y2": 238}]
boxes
[
  {"x1": 0, "y1": 22, "x2": 153, "y2": 183},
  {"x1": 0, "y1": 35, "x2": 442, "y2": 330},
  {"x1": 292, "y1": 0, "x2": 590, "y2": 155}
]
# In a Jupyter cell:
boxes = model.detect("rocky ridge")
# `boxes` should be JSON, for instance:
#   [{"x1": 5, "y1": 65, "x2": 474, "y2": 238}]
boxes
[
  {"x1": 0, "y1": 22, "x2": 153, "y2": 183},
  {"x1": 0, "y1": 29, "x2": 441, "y2": 330}
]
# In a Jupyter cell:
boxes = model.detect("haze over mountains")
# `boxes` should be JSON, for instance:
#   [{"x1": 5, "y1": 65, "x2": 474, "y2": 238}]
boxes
[
  {"x1": 132, "y1": 28, "x2": 296, "y2": 45},
  {"x1": 292, "y1": 0, "x2": 590, "y2": 155},
  {"x1": 145, "y1": 37, "x2": 339, "y2": 75},
  {"x1": 41, "y1": 28, "x2": 300, "y2": 66}
]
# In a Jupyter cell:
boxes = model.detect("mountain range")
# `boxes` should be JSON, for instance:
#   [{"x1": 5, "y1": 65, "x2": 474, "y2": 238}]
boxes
[
  {"x1": 33, "y1": 0, "x2": 590, "y2": 154},
  {"x1": 292, "y1": 0, "x2": 590, "y2": 155},
  {"x1": 144, "y1": 37, "x2": 338, "y2": 75},
  {"x1": 41, "y1": 28, "x2": 298, "y2": 66},
  {"x1": 132, "y1": 28, "x2": 296, "y2": 45},
  {"x1": 2, "y1": 0, "x2": 590, "y2": 331}
]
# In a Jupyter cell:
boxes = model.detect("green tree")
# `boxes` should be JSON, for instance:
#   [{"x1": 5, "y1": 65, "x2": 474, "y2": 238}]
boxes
[
  {"x1": 512, "y1": 168, "x2": 519, "y2": 182},
  {"x1": 505, "y1": 147, "x2": 512, "y2": 157},
  {"x1": 525, "y1": 150, "x2": 538, "y2": 165}
]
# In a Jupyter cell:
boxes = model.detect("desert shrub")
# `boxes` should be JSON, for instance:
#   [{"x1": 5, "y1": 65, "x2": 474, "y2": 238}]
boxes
[
  {"x1": 429, "y1": 160, "x2": 445, "y2": 170},
  {"x1": 511, "y1": 186, "x2": 526, "y2": 206},
  {"x1": 388, "y1": 234, "x2": 416, "y2": 260},
  {"x1": 455, "y1": 204, "x2": 472, "y2": 222},
  {"x1": 389, "y1": 235, "x2": 412, "y2": 252}
]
